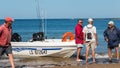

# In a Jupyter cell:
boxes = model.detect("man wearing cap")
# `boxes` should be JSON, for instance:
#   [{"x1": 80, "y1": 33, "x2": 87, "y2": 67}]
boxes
[
  {"x1": 83, "y1": 18, "x2": 98, "y2": 63},
  {"x1": 0, "y1": 17, "x2": 15, "y2": 68},
  {"x1": 104, "y1": 21, "x2": 120, "y2": 62}
]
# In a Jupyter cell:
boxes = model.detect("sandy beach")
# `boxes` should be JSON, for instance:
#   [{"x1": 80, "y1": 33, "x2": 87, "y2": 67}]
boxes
[
  {"x1": 0, "y1": 54, "x2": 120, "y2": 68},
  {"x1": 52, "y1": 64, "x2": 120, "y2": 68}
]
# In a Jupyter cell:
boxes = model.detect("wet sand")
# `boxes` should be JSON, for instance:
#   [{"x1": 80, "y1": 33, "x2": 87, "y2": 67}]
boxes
[{"x1": 0, "y1": 53, "x2": 120, "y2": 68}]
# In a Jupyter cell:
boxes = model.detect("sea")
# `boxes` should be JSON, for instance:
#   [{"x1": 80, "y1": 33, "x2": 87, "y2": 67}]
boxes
[
  {"x1": 0, "y1": 18, "x2": 120, "y2": 67},
  {"x1": 0, "y1": 18, "x2": 120, "y2": 53}
]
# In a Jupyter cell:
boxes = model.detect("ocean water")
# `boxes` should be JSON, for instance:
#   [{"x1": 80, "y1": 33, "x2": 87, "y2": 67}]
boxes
[
  {"x1": 0, "y1": 18, "x2": 120, "y2": 67},
  {"x1": 0, "y1": 18, "x2": 120, "y2": 53}
]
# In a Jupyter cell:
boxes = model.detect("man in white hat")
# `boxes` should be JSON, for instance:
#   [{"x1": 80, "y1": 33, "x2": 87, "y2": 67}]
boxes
[
  {"x1": 104, "y1": 21, "x2": 120, "y2": 62},
  {"x1": 83, "y1": 18, "x2": 98, "y2": 63}
]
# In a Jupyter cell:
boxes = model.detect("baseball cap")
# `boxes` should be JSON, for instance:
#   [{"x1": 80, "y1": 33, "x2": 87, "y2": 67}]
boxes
[
  {"x1": 5, "y1": 17, "x2": 14, "y2": 22},
  {"x1": 108, "y1": 21, "x2": 114, "y2": 25},
  {"x1": 88, "y1": 18, "x2": 93, "y2": 22}
]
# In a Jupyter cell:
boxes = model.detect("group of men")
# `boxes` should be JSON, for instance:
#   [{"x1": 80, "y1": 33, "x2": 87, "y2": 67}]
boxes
[
  {"x1": 75, "y1": 18, "x2": 120, "y2": 63},
  {"x1": 0, "y1": 17, "x2": 120, "y2": 68}
]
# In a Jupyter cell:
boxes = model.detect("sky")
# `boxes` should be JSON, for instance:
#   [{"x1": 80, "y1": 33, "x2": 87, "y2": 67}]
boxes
[{"x1": 0, "y1": 0, "x2": 120, "y2": 19}]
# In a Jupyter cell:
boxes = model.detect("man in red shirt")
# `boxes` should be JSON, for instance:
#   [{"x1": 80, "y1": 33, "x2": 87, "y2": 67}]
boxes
[
  {"x1": 0, "y1": 17, "x2": 15, "y2": 68},
  {"x1": 75, "y1": 19, "x2": 84, "y2": 61}
]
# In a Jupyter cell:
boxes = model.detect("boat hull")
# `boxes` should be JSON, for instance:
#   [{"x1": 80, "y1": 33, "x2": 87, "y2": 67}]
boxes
[{"x1": 11, "y1": 40, "x2": 77, "y2": 58}]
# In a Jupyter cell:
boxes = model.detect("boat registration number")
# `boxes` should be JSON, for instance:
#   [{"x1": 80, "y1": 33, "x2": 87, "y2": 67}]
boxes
[{"x1": 29, "y1": 50, "x2": 47, "y2": 55}]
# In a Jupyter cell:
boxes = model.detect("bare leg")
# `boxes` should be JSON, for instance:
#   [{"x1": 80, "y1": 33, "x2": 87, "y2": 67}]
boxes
[
  {"x1": 92, "y1": 48, "x2": 96, "y2": 62},
  {"x1": 76, "y1": 47, "x2": 82, "y2": 60},
  {"x1": 86, "y1": 47, "x2": 90, "y2": 62},
  {"x1": 8, "y1": 54, "x2": 15, "y2": 68},
  {"x1": 108, "y1": 48, "x2": 112, "y2": 60},
  {"x1": 115, "y1": 47, "x2": 119, "y2": 60}
]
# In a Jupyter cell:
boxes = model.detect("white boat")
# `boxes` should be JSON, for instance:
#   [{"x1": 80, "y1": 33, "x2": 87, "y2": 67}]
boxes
[
  {"x1": 11, "y1": 0, "x2": 77, "y2": 58},
  {"x1": 11, "y1": 39, "x2": 77, "y2": 58}
]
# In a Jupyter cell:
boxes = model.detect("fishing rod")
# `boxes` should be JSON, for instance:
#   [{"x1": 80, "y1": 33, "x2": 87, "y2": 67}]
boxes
[{"x1": 35, "y1": 0, "x2": 46, "y2": 40}]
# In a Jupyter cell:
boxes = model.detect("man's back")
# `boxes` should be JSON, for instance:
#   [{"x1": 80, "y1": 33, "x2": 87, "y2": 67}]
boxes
[{"x1": 83, "y1": 24, "x2": 96, "y2": 42}]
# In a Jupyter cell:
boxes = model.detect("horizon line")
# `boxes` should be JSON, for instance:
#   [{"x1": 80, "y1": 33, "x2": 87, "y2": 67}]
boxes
[{"x1": 0, "y1": 17, "x2": 120, "y2": 20}]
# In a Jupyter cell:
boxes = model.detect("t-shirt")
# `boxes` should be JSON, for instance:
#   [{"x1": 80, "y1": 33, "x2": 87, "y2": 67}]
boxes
[
  {"x1": 83, "y1": 24, "x2": 96, "y2": 41},
  {"x1": 0, "y1": 24, "x2": 12, "y2": 46}
]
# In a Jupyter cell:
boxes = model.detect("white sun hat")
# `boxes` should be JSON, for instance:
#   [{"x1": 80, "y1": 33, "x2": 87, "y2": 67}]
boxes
[
  {"x1": 108, "y1": 21, "x2": 114, "y2": 25},
  {"x1": 88, "y1": 18, "x2": 93, "y2": 22}
]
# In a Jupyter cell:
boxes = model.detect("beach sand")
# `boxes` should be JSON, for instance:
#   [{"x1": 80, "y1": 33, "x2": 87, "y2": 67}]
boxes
[
  {"x1": 52, "y1": 64, "x2": 120, "y2": 68},
  {"x1": 0, "y1": 53, "x2": 120, "y2": 68}
]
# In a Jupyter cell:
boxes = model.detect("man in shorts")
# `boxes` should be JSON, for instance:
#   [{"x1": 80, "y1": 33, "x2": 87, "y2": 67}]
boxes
[
  {"x1": 0, "y1": 17, "x2": 15, "y2": 68},
  {"x1": 75, "y1": 19, "x2": 84, "y2": 61},
  {"x1": 83, "y1": 18, "x2": 98, "y2": 63},
  {"x1": 104, "y1": 21, "x2": 120, "y2": 62}
]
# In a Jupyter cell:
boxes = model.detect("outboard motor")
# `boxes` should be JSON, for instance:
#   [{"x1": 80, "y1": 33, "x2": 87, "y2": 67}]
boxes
[
  {"x1": 32, "y1": 32, "x2": 44, "y2": 41},
  {"x1": 11, "y1": 33, "x2": 22, "y2": 42}
]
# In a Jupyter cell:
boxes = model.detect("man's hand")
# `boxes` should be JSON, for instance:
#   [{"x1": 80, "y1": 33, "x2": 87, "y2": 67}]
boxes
[
  {"x1": 105, "y1": 38, "x2": 108, "y2": 42},
  {"x1": 96, "y1": 41, "x2": 98, "y2": 46}
]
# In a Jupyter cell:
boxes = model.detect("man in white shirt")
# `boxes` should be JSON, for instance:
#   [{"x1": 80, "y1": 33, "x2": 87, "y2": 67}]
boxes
[{"x1": 83, "y1": 18, "x2": 98, "y2": 63}]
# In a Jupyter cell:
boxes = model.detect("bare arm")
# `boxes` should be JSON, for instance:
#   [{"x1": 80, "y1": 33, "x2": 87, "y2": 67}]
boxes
[
  {"x1": 93, "y1": 26, "x2": 98, "y2": 45},
  {"x1": 94, "y1": 33, "x2": 98, "y2": 45},
  {"x1": 83, "y1": 33, "x2": 86, "y2": 44}
]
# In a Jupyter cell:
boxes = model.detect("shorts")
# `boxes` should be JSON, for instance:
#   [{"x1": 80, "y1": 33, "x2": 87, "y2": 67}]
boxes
[
  {"x1": 77, "y1": 44, "x2": 84, "y2": 48},
  {"x1": 85, "y1": 41, "x2": 96, "y2": 49},
  {"x1": 0, "y1": 45, "x2": 12, "y2": 56},
  {"x1": 108, "y1": 45, "x2": 119, "y2": 49}
]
